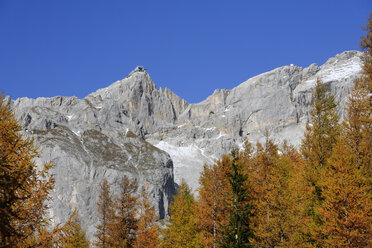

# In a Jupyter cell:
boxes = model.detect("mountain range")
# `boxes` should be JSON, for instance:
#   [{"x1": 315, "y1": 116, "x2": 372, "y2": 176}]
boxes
[{"x1": 6, "y1": 50, "x2": 361, "y2": 238}]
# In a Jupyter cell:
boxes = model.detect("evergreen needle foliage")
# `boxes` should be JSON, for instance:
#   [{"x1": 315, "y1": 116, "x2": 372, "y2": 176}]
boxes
[
  {"x1": 219, "y1": 149, "x2": 253, "y2": 248},
  {"x1": 301, "y1": 78, "x2": 340, "y2": 232},
  {"x1": 2, "y1": 11, "x2": 372, "y2": 248}
]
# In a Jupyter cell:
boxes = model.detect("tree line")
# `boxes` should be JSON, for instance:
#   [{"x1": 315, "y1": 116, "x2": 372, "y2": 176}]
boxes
[
  {"x1": 188, "y1": 75, "x2": 371, "y2": 247},
  {"x1": 1, "y1": 14, "x2": 371, "y2": 248},
  {"x1": 164, "y1": 15, "x2": 372, "y2": 247}
]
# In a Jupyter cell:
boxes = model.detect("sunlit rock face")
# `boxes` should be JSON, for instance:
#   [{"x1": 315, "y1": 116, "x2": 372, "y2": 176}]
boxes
[
  {"x1": 8, "y1": 50, "x2": 361, "y2": 237},
  {"x1": 149, "y1": 50, "x2": 361, "y2": 192},
  {"x1": 9, "y1": 67, "x2": 184, "y2": 238}
]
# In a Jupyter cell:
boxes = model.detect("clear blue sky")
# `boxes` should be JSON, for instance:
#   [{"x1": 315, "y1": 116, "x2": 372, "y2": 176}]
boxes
[{"x1": 1, "y1": 1, "x2": 371, "y2": 103}]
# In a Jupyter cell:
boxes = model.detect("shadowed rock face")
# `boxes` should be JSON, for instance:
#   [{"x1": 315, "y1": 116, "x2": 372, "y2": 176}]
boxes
[{"x1": 8, "y1": 51, "x2": 361, "y2": 237}]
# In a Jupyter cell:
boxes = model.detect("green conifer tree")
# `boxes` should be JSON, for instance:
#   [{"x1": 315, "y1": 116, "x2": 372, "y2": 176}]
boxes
[
  {"x1": 219, "y1": 150, "x2": 253, "y2": 248},
  {"x1": 301, "y1": 79, "x2": 340, "y2": 228}
]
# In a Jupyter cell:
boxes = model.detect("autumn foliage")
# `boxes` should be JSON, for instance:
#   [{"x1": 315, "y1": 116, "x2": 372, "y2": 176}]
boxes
[
  {"x1": 133, "y1": 189, "x2": 160, "y2": 248},
  {"x1": 198, "y1": 155, "x2": 232, "y2": 248},
  {"x1": 0, "y1": 94, "x2": 54, "y2": 247},
  {"x1": 161, "y1": 180, "x2": 203, "y2": 248},
  {"x1": 94, "y1": 179, "x2": 115, "y2": 248},
  {"x1": 1, "y1": 12, "x2": 371, "y2": 248},
  {"x1": 218, "y1": 150, "x2": 253, "y2": 248},
  {"x1": 194, "y1": 14, "x2": 372, "y2": 247},
  {"x1": 58, "y1": 209, "x2": 90, "y2": 248},
  {"x1": 316, "y1": 139, "x2": 371, "y2": 247}
]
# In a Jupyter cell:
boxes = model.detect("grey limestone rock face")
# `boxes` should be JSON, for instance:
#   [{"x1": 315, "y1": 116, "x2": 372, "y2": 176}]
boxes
[
  {"x1": 146, "y1": 50, "x2": 362, "y2": 192},
  {"x1": 9, "y1": 67, "x2": 186, "y2": 238},
  {"x1": 8, "y1": 51, "x2": 362, "y2": 238}
]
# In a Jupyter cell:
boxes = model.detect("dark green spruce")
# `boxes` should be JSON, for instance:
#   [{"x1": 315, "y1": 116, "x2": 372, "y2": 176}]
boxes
[{"x1": 219, "y1": 150, "x2": 253, "y2": 248}]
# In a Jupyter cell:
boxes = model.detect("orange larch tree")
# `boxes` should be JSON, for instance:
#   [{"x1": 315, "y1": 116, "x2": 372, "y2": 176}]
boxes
[
  {"x1": 197, "y1": 154, "x2": 232, "y2": 248},
  {"x1": 344, "y1": 79, "x2": 371, "y2": 172},
  {"x1": 111, "y1": 175, "x2": 139, "y2": 248},
  {"x1": 161, "y1": 180, "x2": 203, "y2": 248},
  {"x1": 248, "y1": 136, "x2": 312, "y2": 247},
  {"x1": 316, "y1": 15, "x2": 372, "y2": 246},
  {"x1": 58, "y1": 209, "x2": 90, "y2": 248},
  {"x1": 0, "y1": 94, "x2": 54, "y2": 247},
  {"x1": 277, "y1": 142, "x2": 313, "y2": 247},
  {"x1": 317, "y1": 139, "x2": 371, "y2": 247},
  {"x1": 357, "y1": 12, "x2": 372, "y2": 181},
  {"x1": 360, "y1": 13, "x2": 372, "y2": 90},
  {"x1": 249, "y1": 138, "x2": 282, "y2": 247},
  {"x1": 94, "y1": 179, "x2": 115, "y2": 248},
  {"x1": 133, "y1": 188, "x2": 160, "y2": 248}
]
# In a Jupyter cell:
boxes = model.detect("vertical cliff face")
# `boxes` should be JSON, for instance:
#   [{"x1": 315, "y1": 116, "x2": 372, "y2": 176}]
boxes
[
  {"x1": 8, "y1": 51, "x2": 362, "y2": 238},
  {"x1": 84, "y1": 68, "x2": 189, "y2": 138},
  {"x1": 9, "y1": 67, "x2": 189, "y2": 238}
]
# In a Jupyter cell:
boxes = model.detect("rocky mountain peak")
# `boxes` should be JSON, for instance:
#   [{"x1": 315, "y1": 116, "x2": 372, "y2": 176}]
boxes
[
  {"x1": 130, "y1": 65, "x2": 146, "y2": 73},
  {"x1": 7, "y1": 50, "x2": 363, "y2": 239},
  {"x1": 8, "y1": 67, "x2": 185, "y2": 238}
]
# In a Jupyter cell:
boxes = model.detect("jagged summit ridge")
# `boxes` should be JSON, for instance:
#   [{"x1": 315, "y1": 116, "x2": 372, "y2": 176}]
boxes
[
  {"x1": 147, "y1": 50, "x2": 361, "y2": 191},
  {"x1": 8, "y1": 50, "x2": 362, "y2": 238},
  {"x1": 84, "y1": 67, "x2": 189, "y2": 138}
]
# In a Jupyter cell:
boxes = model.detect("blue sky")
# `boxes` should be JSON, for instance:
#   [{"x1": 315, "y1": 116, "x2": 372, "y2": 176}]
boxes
[{"x1": 0, "y1": 1, "x2": 371, "y2": 103}]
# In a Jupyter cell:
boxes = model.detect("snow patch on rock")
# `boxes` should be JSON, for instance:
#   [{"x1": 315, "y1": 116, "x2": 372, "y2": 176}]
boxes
[{"x1": 153, "y1": 141, "x2": 214, "y2": 192}]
